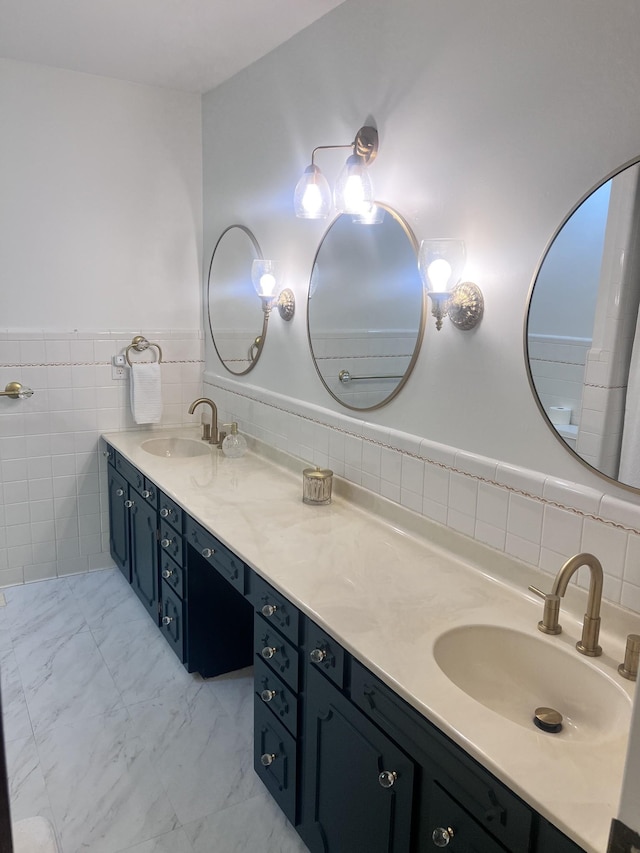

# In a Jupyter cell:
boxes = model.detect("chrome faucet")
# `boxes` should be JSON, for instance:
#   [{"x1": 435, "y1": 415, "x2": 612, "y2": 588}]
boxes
[
  {"x1": 529, "y1": 552, "x2": 603, "y2": 657},
  {"x1": 188, "y1": 397, "x2": 221, "y2": 446}
]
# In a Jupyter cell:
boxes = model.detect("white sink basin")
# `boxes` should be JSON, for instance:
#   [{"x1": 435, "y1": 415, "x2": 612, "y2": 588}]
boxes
[
  {"x1": 433, "y1": 625, "x2": 631, "y2": 742},
  {"x1": 141, "y1": 437, "x2": 210, "y2": 458}
]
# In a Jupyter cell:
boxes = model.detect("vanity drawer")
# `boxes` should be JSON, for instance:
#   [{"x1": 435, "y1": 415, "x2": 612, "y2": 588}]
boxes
[
  {"x1": 350, "y1": 659, "x2": 532, "y2": 853},
  {"x1": 159, "y1": 581, "x2": 185, "y2": 664},
  {"x1": 421, "y1": 783, "x2": 511, "y2": 852},
  {"x1": 114, "y1": 453, "x2": 144, "y2": 492},
  {"x1": 160, "y1": 552, "x2": 184, "y2": 599},
  {"x1": 254, "y1": 696, "x2": 298, "y2": 825},
  {"x1": 255, "y1": 613, "x2": 300, "y2": 693},
  {"x1": 159, "y1": 521, "x2": 183, "y2": 565},
  {"x1": 185, "y1": 518, "x2": 246, "y2": 593},
  {"x1": 248, "y1": 574, "x2": 300, "y2": 645},
  {"x1": 255, "y1": 657, "x2": 299, "y2": 737},
  {"x1": 305, "y1": 620, "x2": 345, "y2": 689},
  {"x1": 158, "y1": 491, "x2": 182, "y2": 532}
]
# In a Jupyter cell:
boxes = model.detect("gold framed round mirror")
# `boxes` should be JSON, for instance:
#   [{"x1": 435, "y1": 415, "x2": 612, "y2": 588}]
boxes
[
  {"x1": 207, "y1": 224, "x2": 267, "y2": 375},
  {"x1": 307, "y1": 203, "x2": 426, "y2": 411},
  {"x1": 525, "y1": 156, "x2": 640, "y2": 492}
]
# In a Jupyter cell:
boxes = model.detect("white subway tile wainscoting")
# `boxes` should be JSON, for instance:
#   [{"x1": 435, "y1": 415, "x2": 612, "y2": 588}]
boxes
[
  {"x1": 204, "y1": 371, "x2": 640, "y2": 618},
  {"x1": 0, "y1": 330, "x2": 203, "y2": 587}
]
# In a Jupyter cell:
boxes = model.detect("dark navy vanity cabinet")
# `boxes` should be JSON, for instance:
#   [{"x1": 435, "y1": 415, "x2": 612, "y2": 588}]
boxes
[{"x1": 105, "y1": 443, "x2": 586, "y2": 853}]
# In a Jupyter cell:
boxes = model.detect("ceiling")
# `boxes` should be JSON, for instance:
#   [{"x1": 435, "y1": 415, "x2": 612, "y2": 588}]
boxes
[{"x1": 0, "y1": 0, "x2": 347, "y2": 93}]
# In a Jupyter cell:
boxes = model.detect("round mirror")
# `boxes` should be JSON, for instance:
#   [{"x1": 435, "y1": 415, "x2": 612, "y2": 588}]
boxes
[
  {"x1": 526, "y1": 158, "x2": 640, "y2": 491},
  {"x1": 207, "y1": 225, "x2": 266, "y2": 375},
  {"x1": 307, "y1": 204, "x2": 425, "y2": 410}
]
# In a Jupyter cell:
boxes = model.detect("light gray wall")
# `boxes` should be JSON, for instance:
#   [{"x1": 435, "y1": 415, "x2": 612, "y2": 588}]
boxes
[
  {"x1": 201, "y1": 0, "x2": 640, "y2": 498},
  {"x1": 0, "y1": 58, "x2": 203, "y2": 331},
  {"x1": 201, "y1": 0, "x2": 640, "y2": 834}
]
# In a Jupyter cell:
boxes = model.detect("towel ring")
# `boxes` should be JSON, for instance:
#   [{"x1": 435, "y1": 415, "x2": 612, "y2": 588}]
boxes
[{"x1": 125, "y1": 335, "x2": 163, "y2": 366}]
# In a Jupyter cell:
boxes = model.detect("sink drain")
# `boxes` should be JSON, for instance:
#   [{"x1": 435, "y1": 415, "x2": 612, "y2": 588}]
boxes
[{"x1": 533, "y1": 706, "x2": 563, "y2": 733}]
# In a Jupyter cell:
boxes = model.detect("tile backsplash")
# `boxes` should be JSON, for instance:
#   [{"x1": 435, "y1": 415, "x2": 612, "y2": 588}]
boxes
[
  {"x1": 205, "y1": 371, "x2": 640, "y2": 617},
  {"x1": 0, "y1": 329, "x2": 203, "y2": 586}
]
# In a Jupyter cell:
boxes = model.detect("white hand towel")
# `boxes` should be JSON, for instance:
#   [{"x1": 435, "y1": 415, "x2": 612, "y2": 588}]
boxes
[{"x1": 130, "y1": 362, "x2": 162, "y2": 424}]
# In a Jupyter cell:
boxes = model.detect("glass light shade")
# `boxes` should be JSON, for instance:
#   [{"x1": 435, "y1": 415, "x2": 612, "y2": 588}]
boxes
[
  {"x1": 418, "y1": 239, "x2": 466, "y2": 293},
  {"x1": 251, "y1": 259, "x2": 278, "y2": 299},
  {"x1": 294, "y1": 164, "x2": 332, "y2": 219},
  {"x1": 334, "y1": 154, "x2": 373, "y2": 215}
]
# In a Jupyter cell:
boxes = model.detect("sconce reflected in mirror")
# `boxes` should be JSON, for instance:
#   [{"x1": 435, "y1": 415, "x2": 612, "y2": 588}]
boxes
[
  {"x1": 251, "y1": 260, "x2": 295, "y2": 320},
  {"x1": 294, "y1": 125, "x2": 379, "y2": 220},
  {"x1": 418, "y1": 239, "x2": 484, "y2": 331}
]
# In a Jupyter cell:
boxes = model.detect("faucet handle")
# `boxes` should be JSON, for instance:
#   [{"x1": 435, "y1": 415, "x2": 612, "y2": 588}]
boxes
[
  {"x1": 528, "y1": 586, "x2": 562, "y2": 635},
  {"x1": 618, "y1": 634, "x2": 640, "y2": 681}
]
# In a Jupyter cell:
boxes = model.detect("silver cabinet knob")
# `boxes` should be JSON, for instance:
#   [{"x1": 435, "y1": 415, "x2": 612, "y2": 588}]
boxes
[
  {"x1": 261, "y1": 604, "x2": 277, "y2": 617},
  {"x1": 201, "y1": 547, "x2": 215, "y2": 558},
  {"x1": 124, "y1": 499, "x2": 134, "y2": 508},
  {"x1": 260, "y1": 753, "x2": 276, "y2": 766},
  {"x1": 261, "y1": 646, "x2": 277, "y2": 660},
  {"x1": 432, "y1": 827, "x2": 455, "y2": 847},
  {"x1": 161, "y1": 569, "x2": 173, "y2": 579},
  {"x1": 142, "y1": 489, "x2": 152, "y2": 499},
  {"x1": 104, "y1": 451, "x2": 112, "y2": 459},
  {"x1": 161, "y1": 616, "x2": 173, "y2": 626},
  {"x1": 116, "y1": 488, "x2": 124, "y2": 497},
  {"x1": 378, "y1": 770, "x2": 397, "y2": 789},
  {"x1": 310, "y1": 648, "x2": 327, "y2": 664},
  {"x1": 260, "y1": 689, "x2": 277, "y2": 703},
  {"x1": 159, "y1": 508, "x2": 170, "y2": 518},
  {"x1": 160, "y1": 538, "x2": 173, "y2": 548}
]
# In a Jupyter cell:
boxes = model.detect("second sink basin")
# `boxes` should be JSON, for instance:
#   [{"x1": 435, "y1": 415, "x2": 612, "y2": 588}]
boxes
[
  {"x1": 433, "y1": 625, "x2": 631, "y2": 742},
  {"x1": 141, "y1": 437, "x2": 210, "y2": 458}
]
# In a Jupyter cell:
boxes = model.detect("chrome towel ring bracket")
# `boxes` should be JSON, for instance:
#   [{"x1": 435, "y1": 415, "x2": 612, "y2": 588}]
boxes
[{"x1": 125, "y1": 335, "x2": 163, "y2": 366}]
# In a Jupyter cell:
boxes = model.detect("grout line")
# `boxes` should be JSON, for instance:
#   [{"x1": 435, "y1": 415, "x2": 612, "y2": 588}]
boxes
[{"x1": 205, "y1": 378, "x2": 640, "y2": 538}]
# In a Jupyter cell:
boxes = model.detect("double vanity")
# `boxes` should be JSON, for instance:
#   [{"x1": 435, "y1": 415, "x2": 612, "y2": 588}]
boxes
[{"x1": 103, "y1": 425, "x2": 639, "y2": 853}]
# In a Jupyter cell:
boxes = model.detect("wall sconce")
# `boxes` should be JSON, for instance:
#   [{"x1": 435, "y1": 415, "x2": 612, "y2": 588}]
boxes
[
  {"x1": 294, "y1": 125, "x2": 379, "y2": 219},
  {"x1": 251, "y1": 260, "x2": 295, "y2": 320},
  {"x1": 418, "y1": 239, "x2": 484, "y2": 331}
]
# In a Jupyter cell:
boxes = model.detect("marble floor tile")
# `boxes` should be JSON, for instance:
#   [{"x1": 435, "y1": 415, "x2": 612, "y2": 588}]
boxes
[
  {"x1": 184, "y1": 787, "x2": 309, "y2": 853},
  {"x1": 66, "y1": 568, "x2": 148, "y2": 630},
  {"x1": 116, "y1": 827, "x2": 194, "y2": 853},
  {"x1": 205, "y1": 665, "x2": 254, "y2": 733},
  {"x1": 93, "y1": 616, "x2": 197, "y2": 707},
  {"x1": 36, "y1": 707, "x2": 180, "y2": 853},
  {"x1": 3, "y1": 577, "x2": 88, "y2": 645},
  {"x1": 128, "y1": 683, "x2": 261, "y2": 825},
  {"x1": 0, "y1": 648, "x2": 33, "y2": 742},
  {"x1": 13, "y1": 630, "x2": 124, "y2": 735},
  {"x1": 4, "y1": 733, "x2": 51, "y2": 823}
]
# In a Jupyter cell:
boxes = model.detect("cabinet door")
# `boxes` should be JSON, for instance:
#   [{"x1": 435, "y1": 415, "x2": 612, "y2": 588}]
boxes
[
  {"x1": 300, "y1": 666, "x2": 414, "y2": 853},
  {"x1": 107, "y1": 466, "x2": 130, "y2": 582},
  {"x1": 160, "y1": 581, "x2": 185, "y2": 663},
  {"x1": 129, "y1": 489, "x2": 159, "y2": 622}
]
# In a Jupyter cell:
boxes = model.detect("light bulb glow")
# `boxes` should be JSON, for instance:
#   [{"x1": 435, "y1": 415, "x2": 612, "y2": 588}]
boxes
[
  {"x1": 426, "y1": 258, "x2": 453, "y2": 293},
  {"x1": 302, "y1": 183, "x2": 323, "y2": 216},
  {"x1": 294, "y1": 164, "x2": 331, "y2": 219},
  {"x1": 334, "y1": 154, "x2": 373, "y2": 215},
  {"x1": 418, "y1": 239, "x2": 466, "y2": 295},
  {"x1": 259, "y1": 273, "x2": 276, "y2": 297}
]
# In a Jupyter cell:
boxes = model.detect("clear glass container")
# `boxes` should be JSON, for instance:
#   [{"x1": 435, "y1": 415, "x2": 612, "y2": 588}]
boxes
[{"x1": 221, "y1": 422, "x2": 247, "y2": 458}]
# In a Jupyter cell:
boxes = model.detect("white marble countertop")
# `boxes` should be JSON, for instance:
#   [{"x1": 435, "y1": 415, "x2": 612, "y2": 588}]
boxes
[{"x1": 103, "y1": 426, "x2": 640, "y2": 853}]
